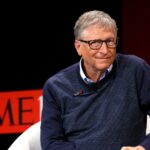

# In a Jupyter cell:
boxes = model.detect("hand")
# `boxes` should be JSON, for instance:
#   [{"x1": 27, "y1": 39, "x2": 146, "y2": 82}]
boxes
[{"x1": 121, "y1": 146, "x2": 146, "y2": 150}]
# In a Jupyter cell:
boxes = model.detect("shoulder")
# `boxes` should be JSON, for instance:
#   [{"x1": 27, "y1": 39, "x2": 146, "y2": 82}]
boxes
[
  {"x1": 44, "y1": 62, "x2": 79, "y2": 86},
  {"x1": 115, "y1": 53, "x2": 150, "y2": 85},
  {"x1": 116, "y1": 53, "x2": 149, "y2": 68},
  {"x1": 116, "y1": 53, "x2": 145, "y2": 63}
]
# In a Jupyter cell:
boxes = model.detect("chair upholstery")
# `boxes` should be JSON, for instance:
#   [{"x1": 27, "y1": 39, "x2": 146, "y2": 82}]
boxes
[
  {"x1": 8, "y1": 121, "x2": 41, "y2": 150},
  {"x1": 146, "y1": 115, "x2": 150, "y2": 134}
]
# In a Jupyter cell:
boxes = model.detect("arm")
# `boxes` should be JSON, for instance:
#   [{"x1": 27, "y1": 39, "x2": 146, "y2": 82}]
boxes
[
  {"x1": 121, "y1": 58, "x2": 150, "y2": 150},
  {"x1": 138, "y1": 60, "x2": 150, "y2": 150},
  {"x1": 40, "y1": 80, "x2": 76, "y2": 150},
  {"x1": 128, "y1": 59, "x2": 150, "y2": 150}
]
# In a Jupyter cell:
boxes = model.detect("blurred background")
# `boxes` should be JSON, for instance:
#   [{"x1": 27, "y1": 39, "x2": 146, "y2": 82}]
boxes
[{"x1": 1, "y1": 0, "x2": 150, "y2": 149}]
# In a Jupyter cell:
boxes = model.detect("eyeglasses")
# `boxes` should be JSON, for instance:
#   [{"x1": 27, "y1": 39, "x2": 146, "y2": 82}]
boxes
[{"x1": 79, "y1": 38, "x2": 118, "y2": 50}]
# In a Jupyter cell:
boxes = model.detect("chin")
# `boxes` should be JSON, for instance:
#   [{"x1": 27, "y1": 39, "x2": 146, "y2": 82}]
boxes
[{"x1": 96, "y1": 63, "x2": 111, "y2": 71}]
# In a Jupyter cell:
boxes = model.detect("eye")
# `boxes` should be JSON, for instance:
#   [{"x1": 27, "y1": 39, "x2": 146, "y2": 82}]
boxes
[
  {"x1": 90, "y1": 40, "x2": 101, "y2": 47},
  {"x1": 106, "y1": 39, "x2": 115, "y2": 45}
]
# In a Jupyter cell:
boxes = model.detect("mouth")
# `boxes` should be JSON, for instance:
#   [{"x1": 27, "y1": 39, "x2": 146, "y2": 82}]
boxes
[
  {"x1": 94, "y1": 57, "x2": 112, "y2": 64},
  {"x1": 95, "y1": 56, "x2": 111, "y2": 59}
]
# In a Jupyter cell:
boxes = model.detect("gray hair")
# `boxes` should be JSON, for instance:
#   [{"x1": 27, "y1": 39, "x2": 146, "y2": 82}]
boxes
[{"x1": 74, "y1": 10, "x2": 118, "y2": 39}]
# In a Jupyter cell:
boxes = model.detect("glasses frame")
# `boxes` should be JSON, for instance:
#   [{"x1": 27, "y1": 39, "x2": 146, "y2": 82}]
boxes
[{"x1": 79, "y1": 38, "x2": 118, "y2": 50}]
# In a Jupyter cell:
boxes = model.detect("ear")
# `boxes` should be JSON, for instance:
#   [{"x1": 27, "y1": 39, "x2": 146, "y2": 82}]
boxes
[{"x1": 74, "y1": 40, "x2": 82, "y2": 56}]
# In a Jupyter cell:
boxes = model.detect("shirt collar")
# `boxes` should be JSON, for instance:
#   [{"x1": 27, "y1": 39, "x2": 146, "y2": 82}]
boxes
[{"x1": 79, "y1": 59, "x2": 113, "y2": 84}]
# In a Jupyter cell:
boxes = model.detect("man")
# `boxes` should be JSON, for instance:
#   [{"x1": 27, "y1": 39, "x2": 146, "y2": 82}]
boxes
[{"x1": 40, "y1": 10, "x2": 150, "y2": 150}]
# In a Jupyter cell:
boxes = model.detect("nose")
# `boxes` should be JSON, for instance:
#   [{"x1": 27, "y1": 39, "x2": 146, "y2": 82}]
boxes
[{"x1": 98, "y1": 42, "x2": 109, "y2": 54}]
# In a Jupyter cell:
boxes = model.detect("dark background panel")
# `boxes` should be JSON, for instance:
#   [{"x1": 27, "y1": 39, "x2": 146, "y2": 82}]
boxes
[
  {"x1": 1, "y1": 0, "x2": 122, "y2": 92},
  {"x1": 122, "y1": 0, "x2": 150, "y2": 64}
]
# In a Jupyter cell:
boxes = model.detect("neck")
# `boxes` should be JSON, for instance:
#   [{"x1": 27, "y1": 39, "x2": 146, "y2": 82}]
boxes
[{"x1": 83, "y1": 66, "x2": 105, "y2": 83}]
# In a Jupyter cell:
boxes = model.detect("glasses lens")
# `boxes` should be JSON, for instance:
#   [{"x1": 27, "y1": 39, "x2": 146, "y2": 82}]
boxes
[
  {"x1": 89, "y1": 40, "x2": 102, "y2": 50},
  {"x1": 106, "y1": 40, "x2": 116, "y2": 48}
]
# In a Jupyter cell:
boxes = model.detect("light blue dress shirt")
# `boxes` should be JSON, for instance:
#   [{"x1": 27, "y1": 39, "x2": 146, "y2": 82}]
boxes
[{"x1": 79, "y1": 59, "x2": 113, "y2": 84}]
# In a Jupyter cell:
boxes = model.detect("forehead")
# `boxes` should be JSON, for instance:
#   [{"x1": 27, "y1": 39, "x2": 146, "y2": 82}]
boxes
[{"x1": 82, "y1": 24, "x2": 116, "y2": 39}]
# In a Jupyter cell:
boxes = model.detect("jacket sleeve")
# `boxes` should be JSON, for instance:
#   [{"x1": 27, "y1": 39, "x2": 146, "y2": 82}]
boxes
[
  {"x1": 40, "y1": 80, "x2": 76, "y2": 150},
  {"x1": 136, "y1": 59, "x2": 150, "y2": 150}
]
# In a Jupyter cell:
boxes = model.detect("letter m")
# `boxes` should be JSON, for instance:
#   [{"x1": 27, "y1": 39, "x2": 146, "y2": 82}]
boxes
[{"x1": 0, "y1": 99, "x2": 14, "y2": 125}]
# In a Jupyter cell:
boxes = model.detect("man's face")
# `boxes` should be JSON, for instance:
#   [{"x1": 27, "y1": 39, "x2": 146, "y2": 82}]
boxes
[{"x1": 75, "y1": 24, "x2": 117, "y2": 74}]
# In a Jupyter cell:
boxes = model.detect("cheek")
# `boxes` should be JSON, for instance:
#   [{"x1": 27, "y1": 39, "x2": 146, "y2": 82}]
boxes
[
  {"x1": 82, "y1": 50, "x2": 94, "y2": 60},
  {"x1": 82, "y1": 52, "x2": 96, "y2": 68},
  {"x1": 111, "y1": 51, "x2": 116, "y2": 61}
]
